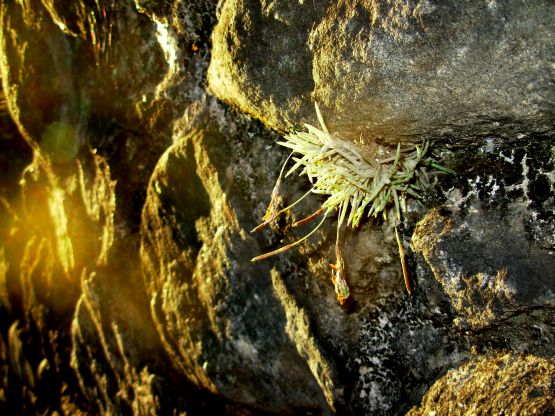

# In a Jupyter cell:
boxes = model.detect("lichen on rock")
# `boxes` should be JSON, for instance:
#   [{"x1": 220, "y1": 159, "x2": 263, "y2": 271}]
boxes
[
  {"x1": 0, "y1": 0, "x2": 553, "y2": 415},
  {"x1": 412, "y1": 143, "x2": 555, "y2": 332},
  {"x1": 407, "y1": 352, "x2": 555, "y2": 415}
]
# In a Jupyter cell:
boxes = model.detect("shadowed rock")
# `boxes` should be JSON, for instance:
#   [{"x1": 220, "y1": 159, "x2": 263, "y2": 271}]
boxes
[
  {"x1": 140, "y1": 125, "x2": 338, "y2": 414},
  {"x1": 0, "y1": 0, "x2": 553, "y2": 414}
]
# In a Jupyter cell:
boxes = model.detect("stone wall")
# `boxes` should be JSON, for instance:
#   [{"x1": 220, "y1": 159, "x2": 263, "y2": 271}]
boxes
[{"x1": 0, "y1": 1, "x2": 553, "y2": 415}]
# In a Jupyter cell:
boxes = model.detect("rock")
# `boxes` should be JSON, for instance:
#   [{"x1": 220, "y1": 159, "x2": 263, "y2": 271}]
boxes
[
  {"x1": 71, "y1": 266, "x2": 228, "y2": 415},
  {"x1": 0, "y1": 0, "x2": 169, "y2": 150},
  {"x1": 0, "y1": 88, "x2": 31, "y2": 197},
  {"x1": 412, "y1": 205, "x2": 555, "y2": 331},
  {"x1": 0, "y1": 0, "x2": 553, "y2": 415},
  {"x1": 407, "y1": 352, "x2": 555, "y2": 415},
  {"x1": 140, "y1": 123, "x2": 339, "y2": 413},
  {"x1": 138, "y1": 104, "x2": 480, "y2": 415},
  {"x1": 411, "y1": 139, "x2": 555, "y2": 334},
  {"x1": 347, "y1": 295, "x2": 468, "y2": 415},
  {"x1": 130, "y1": 0, "x2": 219, "y2": 138},
  {"x1": 0, "y1": 144, "x2": 117, "y2": 324},
  {"x1": 0, "y1": 1, "x2": 174, "y2": 412},
  {"x1": 209, "y1": 0, "x2": 554, "y2": 143},
  {"x1": 0, "y1": 142, "x2": 123, "y2": 412}
]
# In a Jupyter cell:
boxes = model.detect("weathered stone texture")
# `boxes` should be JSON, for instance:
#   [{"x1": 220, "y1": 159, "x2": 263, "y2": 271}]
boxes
[
  {"x1": 0, "y1": 0, "x2": 553, "y2": 415},
  {"x1": 140, "y1": 124, "x2": 339, "y2": 413},
  {"x1": 209, "y1": 0, "x2": 554, "y2": 143},
  {"x1": 407, "y1": 353, "x2": 555, "y2": 415},
  {"x1": 0, "y1": 0, "x2": 221, "y2": 414},
  {"x1": 412, "y1": 139, "x2": 555, "y2": 334}
]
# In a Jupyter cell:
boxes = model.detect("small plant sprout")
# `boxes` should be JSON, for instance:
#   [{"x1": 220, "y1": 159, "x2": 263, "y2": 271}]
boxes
[{"x1": 251, "y1": 103, "x2": 452, "y2": 304}]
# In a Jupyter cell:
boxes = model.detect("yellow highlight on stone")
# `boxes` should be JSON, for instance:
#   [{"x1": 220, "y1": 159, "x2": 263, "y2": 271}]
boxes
[{"x1": 48, "y1": 187, "x2": 74, "y2": 274}]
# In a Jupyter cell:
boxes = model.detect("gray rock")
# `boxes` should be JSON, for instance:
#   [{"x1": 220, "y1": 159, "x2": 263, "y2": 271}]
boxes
[
  {"x1": 140, "y1": 122, "x2": 338, "y2": 413},
  {"x1": 412, "y1": 140, "x2": 555, "y2": 333},
  {"x1": 209, "y1": 0, "x2": 554, "y2": 143},
  {"x1": 0, "y1": 0, "x2": 553, "y2": 415},
  {"x1": 138, "y1": 102, "x2": 477, "y2": 415},
  {"x1": 348, "y1": 296, "x2": 468, "y2": 415},
  {"x1": 412, "y1": 205, "x2": 555, "y2": 331}
]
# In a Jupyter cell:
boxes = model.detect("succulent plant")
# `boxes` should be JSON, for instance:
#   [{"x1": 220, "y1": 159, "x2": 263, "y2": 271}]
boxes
[{"x1": 252, "y1": 103, "x2": 453, "y2": 304}]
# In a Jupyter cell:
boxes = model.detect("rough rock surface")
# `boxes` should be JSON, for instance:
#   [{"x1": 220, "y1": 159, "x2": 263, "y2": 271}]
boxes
[
  {"x1": 411, "y1": 139, "x2": 555, "y2": 342},
  {"x1": 0, "y1": 0, "x2": 553, "y2": 415},
  {"x1": 412, "y1": 205, "x2": 555, "y2": 331},
  {"x1": 209, "y1": 0, "x2": 554, "y2": 143},
  {"x1": 0, "y1": 0, "x2": 217, "y2": 414},
  {"x1": 407, "y1": 352, "x2": 555, "y2": 415},
  {"x1": 140, "y1": 123, "x2": 336, "y2": 413}
]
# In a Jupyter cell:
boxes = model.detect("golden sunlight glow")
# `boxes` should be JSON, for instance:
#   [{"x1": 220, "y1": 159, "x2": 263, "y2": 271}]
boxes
[{"x1": 47, "y1": 186, "x2": 75, "y2": 274}]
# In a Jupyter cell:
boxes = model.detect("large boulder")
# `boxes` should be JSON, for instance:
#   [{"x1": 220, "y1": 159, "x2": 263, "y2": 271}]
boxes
[
  {"x1": 209, "y1": 0, "x2": 554, "y2": 143},
  {"x1": 140, "y1": 123, "x2": 339, "y2": 413}
]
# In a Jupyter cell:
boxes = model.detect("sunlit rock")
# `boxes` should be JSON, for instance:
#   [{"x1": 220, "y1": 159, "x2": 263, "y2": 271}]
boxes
[
  {"x1": 0, "y1": 0, "x2": 553, "y2": 414},
  {"x1": 407, "y1": 352, "x2": 555, "y2": 415},
  {"x1": 209, "y1": 0, "x2": 554, "y2": 143},
  {"x1": 140, "y1": 125, "x2": 338, "y2": 413}
]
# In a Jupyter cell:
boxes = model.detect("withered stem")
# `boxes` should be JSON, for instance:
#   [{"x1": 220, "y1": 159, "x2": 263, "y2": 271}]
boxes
[{"x1": 395, "y1": 226, "x2": 412, "y2": 295}]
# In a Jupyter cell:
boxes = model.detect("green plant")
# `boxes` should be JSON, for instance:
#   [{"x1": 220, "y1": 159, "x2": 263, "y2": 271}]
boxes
[{"x1": 251, "y1": 103, "x2": 453, "y2": 304}]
